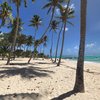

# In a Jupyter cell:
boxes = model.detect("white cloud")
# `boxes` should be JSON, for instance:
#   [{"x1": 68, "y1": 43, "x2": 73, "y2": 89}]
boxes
[
  {"x1": 64, "y1": 4, "x2": 67, "y2": 8},
  {"x1": 64, "y1": 4, "x2": 75, "y2": 9},
  {"x1": 74, "y1": 46, "x2": 79, "y2": 50},
  {"x1": 55, "y1": 3, "x2": 75, "y2": 15},
  {"x1": 65, "y1": 27, "x2": 68, "y2": 32},
  {"x1": 70, "y1": 4, "x2": 75, "y2": 9},
  {"x1": 55, "y1": 8, "x2": 60, "y2": 15},
  {"x1": 86, "y1": 43, "x2": 96, "y2": 48}
]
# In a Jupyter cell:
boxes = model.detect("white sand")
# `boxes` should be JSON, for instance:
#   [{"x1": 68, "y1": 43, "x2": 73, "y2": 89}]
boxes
[{"x1": 0, "y1": 58, "x2": 100, "y2": 100}]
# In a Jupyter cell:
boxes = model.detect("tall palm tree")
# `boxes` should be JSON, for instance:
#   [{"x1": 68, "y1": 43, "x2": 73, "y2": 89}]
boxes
[
  {"x1": 6, "y1": 18, "x2": 24, "y2": 61},
  {"x1": 73, "y1": 0, "x2": 87, "y2": 93},
  {"x1": 0, "y1": 2, "x2": 12, "y2": 27},
  {"x1": 50, "y1": 20, "x2": 59, "y2": 61},
  {"x1": 54, "y1": 13, "x2": 74, "y2": 63},
  {"x1": 28, "y1": 15, "x2": 42, "y2": 63},
  {"x1": 6, "y1": 0, "x2": 20, "y2": 64},
  {"x1": 41, "y1": 0, "x2": 66, "y2": 39},
  {"x1": 6, "y1": 0, "x2": 35, "y2": 65},
  {"x1": 57, "y1": 0, "x2": 74, "y2": 66},
  {"x1": 54, "y1": 23, "x2": 63, "y2": 63},
  {"x1": 0, "y1": 2, "x2": 12, "y2": 60}
]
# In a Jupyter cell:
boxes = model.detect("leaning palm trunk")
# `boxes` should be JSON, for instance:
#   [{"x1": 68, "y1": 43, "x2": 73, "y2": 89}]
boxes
[
  {"x1": 28, "y1": 54, "x2": 32, "y2": 64},
  {"x1": 28, "y1": 29, "x2": 37, "y2": 64},
  {"x1": 41, "y1": 7, "x2": 55, "y2": 39},
  {"x1": 42, "y1": 45, "x2": 45, "y2": 60},
  {"x1": 54, "y1": 24, "x2": 63, "y2": 63},
  {"x1": 57, "y1": 22, "x2": 66, "y2": 66},
  {"x1": 57, "y1": 0, "x2": 70, "y2": 66},
  {"x1": 73, "y1": 0, "x2": 87, "y2": 93},
  {"x1": 6, "y1": 5, "x2": 19, "y2": 65},
  {"x1": 50, "y1": 32, "x2": 54, "y2": 62},
  {"x1": 28, "y1": 46, "x2": 37, "y2": 63}
]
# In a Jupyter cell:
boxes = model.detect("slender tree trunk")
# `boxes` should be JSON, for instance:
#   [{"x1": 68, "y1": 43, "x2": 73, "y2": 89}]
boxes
[
  {"x1": 42, "y1": 44, "x2": 44, "y2": 60},
  {"x1": 57, "y1": 21, "x2": 67, "y2": 66},
  {"x1": 57, "y1": 0, "x2": 70, "y2": 66},
  {"x1": 6, "y1": 5, "x2": 19, "y2": 65},
  {"x1": 50, "y1": 32, "x2": 54, "y2": 62},
  {"x1": 13, "y1": 46, "x2": 16, "y2": 60},
  {"x1": 2, "y1": 54, "x2": 4, "y2": 60},
  {"x1": 54, "y1": 23, "x2": 63, "y2": 63},
  {"x1": 28, "y1": 29, "x2": 37, "y2": 63},
  {"x1": 41, "y1": 7, "x2": 55, "y2": 39},
  {"x1": 73, "y1": 0, "x2": 87, "y2": 93},
  {"x1": 28, "y1": 53, "x2": 33, "y2": 63}
]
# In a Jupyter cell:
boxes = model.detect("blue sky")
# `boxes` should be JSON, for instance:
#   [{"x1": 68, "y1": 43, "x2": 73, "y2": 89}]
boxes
[{"x1": 0, "y1": 0, "x2": 100, "y2": 56}]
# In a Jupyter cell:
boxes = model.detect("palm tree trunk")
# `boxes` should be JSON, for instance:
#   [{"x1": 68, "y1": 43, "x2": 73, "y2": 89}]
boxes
[
  {"x1": 57, "y1": 21, "x2": 67, "y2": 66},
  {"x1": 28, "y1": 29, "x2": 37, "y2": 63},
  {"x1": 28, "y1": 53, "x2": 33, "y2": 63},
  {"x1": 50, "y1": 32, "x2": 54, "y2": 62},
  {"x1": 73, "y1": 0, "x2": 87, "y2": 93},
  {"x1": 57, "y1": 0, "x2": 70, "y2": 66},
  {"x1": 42, "y1": 44, "x2": 44, "y2": 60},
  {"x1": 41, "y1": 7, "x2": 55, "y2": 39},
  {"x1": 6, "y1": 4, "x2": 19, "y2": 65},
  {"x1": 54, "y1": 23, "x2": 63, "y2": 63}
]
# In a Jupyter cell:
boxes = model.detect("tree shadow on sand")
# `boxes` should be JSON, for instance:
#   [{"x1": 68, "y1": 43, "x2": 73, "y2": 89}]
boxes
[
  {"x1": 51, "y1": 90, "x2": 77, "y2": 100},
  {"x1": 10, "y1": 63, "x2": 36, "y2": 66},
  {"x1": 0, "y1": 66, "x2": 54, "y2": 79},
  {"x1": 37, "y1": 62, "x2": 54, "y2": 64},
  {"x1": 61, "y1": 64, "x2": 100, "y2": 75},
  {"x1": 0, "y1": 92, "x2": 41, "y2": 100}
]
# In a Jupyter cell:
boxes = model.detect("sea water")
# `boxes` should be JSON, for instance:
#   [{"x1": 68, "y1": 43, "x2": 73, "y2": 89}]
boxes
[{"x1": 63, "y1": 56, "x2": 100, "y2": 63}]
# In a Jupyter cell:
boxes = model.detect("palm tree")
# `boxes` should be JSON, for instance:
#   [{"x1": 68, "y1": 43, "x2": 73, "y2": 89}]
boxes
[
  {"x1": 26, "y1": 35, "x2": 33, "y2": 51},
  {"x1": 6, "y1": 0, "x2": 20, "y2": 64},
  {"x1": 0, "y1": 33, "x2": 11, "y2": 60},
  {"x1": 28, "y1": 15, "x2": 42, "y2": 63},
  {"x1": 0, "y1": 2, "x2": 12, "y2": 60},
  {"x1": 42, "y1": 42, "x2": 47, "y2": 59},
  {"x1": 29, "y1": 15, "x2": 42, "y2": 40},
  {"x1": 57, "y1": 0, "x2": 74, "y2": 66},
  {"x1": 73, "y1": 0, "x2": 87, "y2": 93},
  {"x1": 0, "y1": 2, "x2": 12, "y2": 27},
  {"x1": 17, "y1": 34, "x2": 27, "y2": 49},
  {"x1": 7, "y1": 18, "x2": 24, "y2": 34},
  {"x1": 6, "y1": 0, "x2": 35, "y2": 65},
  {"x1": 33, "y1": 36, "x2": 48, "y2": 59},
  {"x1": 41, "y1": 0, "x2": 66, "y2": 39},
  {"x1": 50, "y1": 20, "x2": 59, "y2": 61},
  {"x1": 54, "y1": 23, "x2": 63, "y2": 63}
]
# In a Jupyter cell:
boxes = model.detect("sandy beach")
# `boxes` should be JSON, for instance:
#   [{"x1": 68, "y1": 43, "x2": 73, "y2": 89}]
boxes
[{"x1": 0, "y1": 58, "x2": 100, "y2": 100}]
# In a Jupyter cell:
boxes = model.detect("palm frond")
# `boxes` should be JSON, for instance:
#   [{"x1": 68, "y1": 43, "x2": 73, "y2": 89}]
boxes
[
  {"x1": 42, "y1": 2, "x2": 52, "y2": 9},
  {"x1": 67, "y1": 21, "x2": 74, "y2": 26}
]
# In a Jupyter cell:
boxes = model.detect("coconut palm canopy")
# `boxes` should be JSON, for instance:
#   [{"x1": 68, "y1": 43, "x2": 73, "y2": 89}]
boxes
[
  {"x1": 0, "y1": 2, "x2": 13, "y2": 27},
  {"x1": 0, "y1": 0, "x2": 100, "y2": 56}
]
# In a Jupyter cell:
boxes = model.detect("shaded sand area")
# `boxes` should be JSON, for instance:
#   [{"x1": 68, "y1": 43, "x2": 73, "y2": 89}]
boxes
[{"x1": 0, "y1": 58, "x2": 100, "y2": 100}]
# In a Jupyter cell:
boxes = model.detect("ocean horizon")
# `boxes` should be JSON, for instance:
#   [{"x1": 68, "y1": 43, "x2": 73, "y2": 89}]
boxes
[
  {"x1": 51, "y1": 55, "x2": 100, "y2": 63},
  {"x1": 62, "y1": 56, "x2": 100, "y2": 63}
]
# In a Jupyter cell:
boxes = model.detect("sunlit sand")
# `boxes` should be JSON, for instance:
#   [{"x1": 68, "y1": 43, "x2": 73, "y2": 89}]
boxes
[{"x1": 0, "y1": 58, "x2": 100, "y2": 100}]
